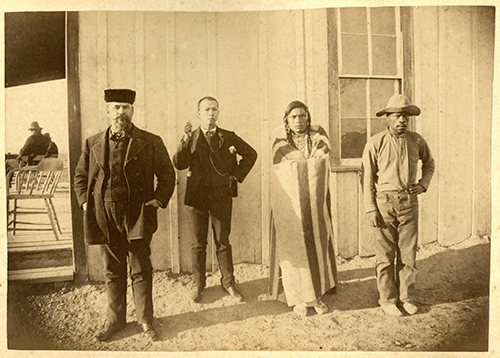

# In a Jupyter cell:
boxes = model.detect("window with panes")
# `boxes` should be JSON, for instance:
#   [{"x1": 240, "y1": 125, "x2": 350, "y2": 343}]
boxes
[{"x1": 336, "y1": 7, "x2": 404, "y2": 164}]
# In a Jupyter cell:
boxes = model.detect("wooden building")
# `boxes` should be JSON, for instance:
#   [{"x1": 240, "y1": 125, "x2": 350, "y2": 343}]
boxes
[{"x1": 12, "y1": 6, "x2": 493, "y2": 283}]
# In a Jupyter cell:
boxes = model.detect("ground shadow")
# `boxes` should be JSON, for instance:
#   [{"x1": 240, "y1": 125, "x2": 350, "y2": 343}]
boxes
[
  {"x1": 150, "y1": 242, "x2": 490, "y2": 344},
  {"x1": 152, "y1": 277, "x2": 291, "y2": 341},
  {"x1": 322, "y1": 243, "x2": 491, "y2": 313},
  {"x1": 7, "y1": 242, "x2": 490, "y2": 351}
]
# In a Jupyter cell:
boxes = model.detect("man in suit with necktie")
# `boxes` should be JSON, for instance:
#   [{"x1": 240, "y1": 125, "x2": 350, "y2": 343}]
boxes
[{"x1": 173, "y1": 96, "x2": 257, "y2": 303}]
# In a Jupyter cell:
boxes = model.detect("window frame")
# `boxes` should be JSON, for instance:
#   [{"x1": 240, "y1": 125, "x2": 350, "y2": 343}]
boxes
[{"x1": 328, "y1": 6, "x2": 415, "y2": 169}]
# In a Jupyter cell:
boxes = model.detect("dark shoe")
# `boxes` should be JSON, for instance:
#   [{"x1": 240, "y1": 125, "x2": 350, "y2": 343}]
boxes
[
  {"x1": 223, "y1": 285, "x2": 243, "y2": 302},
  {"x1": 141, "y1": 322, "x2": 157, "y2": 342},
  {"x1": 189, "y1": 286, "x2": 203, "y2": 303},
  {"x1": 95, "y1": 323, "x2": 125, "y2": 342}
]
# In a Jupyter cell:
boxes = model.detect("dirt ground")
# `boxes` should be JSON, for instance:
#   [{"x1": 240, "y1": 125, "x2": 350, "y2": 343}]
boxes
[{"x1": 6, "y1": 235, "x2": 491, "y2": 353}]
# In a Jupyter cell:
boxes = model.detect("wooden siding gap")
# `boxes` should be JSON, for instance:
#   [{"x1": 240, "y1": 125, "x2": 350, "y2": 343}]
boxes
[
  {"x1": 166, "y1": 12, "x2": 180, "y2": 274},
  {"x1": 259, "y1": 12, "x2": 270, "y2": 265},
  {"x1": 295, "y1": 10, "x2": 306, "y2": 101},
  {"x1": 135, "y1": 12, "x2": 146, "y2": 130},
  {"x1": 207, "y1": 12, "x2": 217, "y2": 273},
  {"x1": 97, "y1": 12, "x2": 108, "y2": 132}
]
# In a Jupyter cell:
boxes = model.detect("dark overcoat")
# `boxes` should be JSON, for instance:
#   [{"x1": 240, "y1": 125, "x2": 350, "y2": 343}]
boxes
[
  {"x1": 172, "y1": 127, "x2": 257, "y2": 207},
  {"x1": 74, "y1": 125, "x2": 176, "y2": 245}
]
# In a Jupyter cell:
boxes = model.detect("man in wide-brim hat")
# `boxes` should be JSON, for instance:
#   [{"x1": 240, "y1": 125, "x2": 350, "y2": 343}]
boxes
[
  {"x1": 361, "y1": 94, "x2": 435, "y2": 317},
  {"x1": 17, "y1": 121, "x2": 52, "y2": 165}
]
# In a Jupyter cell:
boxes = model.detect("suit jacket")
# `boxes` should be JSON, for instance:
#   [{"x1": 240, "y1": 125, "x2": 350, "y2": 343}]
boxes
[
  {"x1": 173, "y1": 126, "x2": 257, "y2": 207},
  {"x1": 74, "y1": 124, "x2": 176, "y2": 245}
]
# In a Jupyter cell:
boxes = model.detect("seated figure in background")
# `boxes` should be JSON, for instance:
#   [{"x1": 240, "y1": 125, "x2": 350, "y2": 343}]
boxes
[{"x1": 17, "y1": 121, "x2": 53, "y2": 166}]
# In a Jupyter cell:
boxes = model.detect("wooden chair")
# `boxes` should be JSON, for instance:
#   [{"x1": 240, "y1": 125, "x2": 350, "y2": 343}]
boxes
[{"x1": 6, "y1": 158, "x2": 64, "y2": 240}]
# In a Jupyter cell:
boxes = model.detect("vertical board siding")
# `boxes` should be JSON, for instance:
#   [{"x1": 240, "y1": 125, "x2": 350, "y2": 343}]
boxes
[
  {"x1": 333, "y1": 171, "x2": 359, "y2": 258},
  {"x1": 174, "y1": 12, "x2": 210, "y2": 273},
  {"x1": 143, "y1": 12, "x2": 172, "y2": 271},
  {"x1": 414, "y1": 7, "x2": 440, "y2": 245},
  {"x1": 79, "y1": 12, "x2": 104, "y2": 281},
  {"x1": 134, "y1": 12, "x2": 146, "y2": 130},
  {"x1": 307, "y1": 9, "x2": 330, "y2": 135},
  {"x1": 67, "y1": 12, "x2": 87, "y2": 283},
  {"x1": 326, "y1": 8, "x2": 341, "y2": 168},
  {"x1": 165, "y1": 12, "x2": 181, "y2": 273},
  {"x1": 472, "y1": 7, "x2": 494, "y2": 235},
  {"x1": 216, "y1": 12, "x2": 262, "y2": 264},
  {"x1": 438, "y1": 7, "x2": 474, "y2": 245},
  {"x1": 266, "y1": 11, "x2": 299, "y2": 132},
  {"x1": 358, "y1": 172, "x2": 371, "y2": 256},
  {"x1": 74, "y1": 8, "x2": 493, "y2": 281},
  {"x1": 107, "y1": 12, "x2": 136, "y2": 89},
  {"x1": 259, "y1": 12, "x2": 271, "y2": 265}
]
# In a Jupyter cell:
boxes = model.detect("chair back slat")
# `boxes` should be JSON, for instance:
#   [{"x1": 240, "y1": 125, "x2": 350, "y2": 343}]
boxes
[{"x1": 10, "y1": 159, "x2": 64, "y2": 197}]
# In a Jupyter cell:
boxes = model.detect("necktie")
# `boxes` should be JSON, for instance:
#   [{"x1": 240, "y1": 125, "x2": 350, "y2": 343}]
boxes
[
  {"x1": 206, "y1": 130, "x2": 216, "y2": 149},
  {"x1": 111, "y1": 131, "x2": 125, "y2": 141}
]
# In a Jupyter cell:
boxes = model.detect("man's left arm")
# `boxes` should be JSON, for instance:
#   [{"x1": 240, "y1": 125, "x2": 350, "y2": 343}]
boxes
[
  {"x1": 150, "y1": 136, "x2": 176, "y2": 208},
  {"x1": 417, "y1": 136, "x2": 435, "y2": 192},
  {"x1": 230, "y1": 132, "x2": 258, "y2": 183}
]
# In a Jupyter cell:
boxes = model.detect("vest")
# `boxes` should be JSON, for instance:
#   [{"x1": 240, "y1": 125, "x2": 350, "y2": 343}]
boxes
[{"x1": 103, "y1": 136, "x2": 129, "y2": 201}]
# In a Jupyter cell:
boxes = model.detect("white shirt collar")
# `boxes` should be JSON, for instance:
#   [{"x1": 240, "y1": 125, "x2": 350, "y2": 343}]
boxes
[{"x1": 201, "y1": 126, "x2": 217, "y2": 135}]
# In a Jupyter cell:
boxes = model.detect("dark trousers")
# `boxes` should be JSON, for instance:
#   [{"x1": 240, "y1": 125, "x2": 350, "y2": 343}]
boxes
[
  {"x1": 101, "y1": 201, "x2": 153, "y2": 326},
  {"x1": 373, "y1": 191, "x2": 419, "y2": 306},
  {"x1": 185, "y1": 186, "x2": 234, "y2": 289}
]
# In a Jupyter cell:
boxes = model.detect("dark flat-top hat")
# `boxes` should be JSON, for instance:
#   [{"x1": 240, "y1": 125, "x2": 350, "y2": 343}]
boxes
[
  {"x1": 104, "y1": 89, "x2": 136, "y2": 104},
  {"x1": 376, "y1": 94, "x2": 420, "y2": 117},
  {"x1": 28, "y1": 121, "x2": 43, "y2": 130}
]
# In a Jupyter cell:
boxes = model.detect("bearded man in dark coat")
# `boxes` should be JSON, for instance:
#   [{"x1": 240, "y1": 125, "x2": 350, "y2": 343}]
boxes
[{"x1": 74, "y1": 89, "x2": 176, "y2": 342}]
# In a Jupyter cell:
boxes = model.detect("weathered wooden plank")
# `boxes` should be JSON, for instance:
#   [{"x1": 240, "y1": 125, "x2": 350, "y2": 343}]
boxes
[
  {"x1": 335, "y1": 171, "x2": 359, "y2": 258},
  {"x1": 8, "y1": 249, "x2": 73, "y2": 271},
  {"x1": 107, "y1": 12, "x2": 136, "y2": 89},
  {"x1": 472, "y1": 7, "x2": 493, "y2": 235},
  {"x1": 216, "y1": 12, "x2": 262, "y2": 265},
  {"x1": 67, "y1": 12, "x2": 86, "y2": 284},
  {"x1": 8, "y1": 239, "x2": 73, "y2": 252},
  {"x1": 165, "y1": 12, "x2": 180, "y2": 274},
  {"x1": 308, "y1": 8, "x2": 330, "y2": 137},
  {"x1": 266, "y1": 10, "x2": 299, "y2": 132},
  {"x1": 141, "y1": 11, "x2": 176, "y2": 272},
  {"x1": 438, "y1": 7, "x2": 474, "y2": 245},
  {"x1": 8, "y1": 266, "x2": 74, "y2": 283},
  {"x1": 414, "y1": 6, "x2": 440, "y2": 245},
  {"x1": 173, "y1": 12, "x2": 210, "y2": 273},
  {"x1": 358, "y1": 170, "x2": 373, "y2": 257},
  {"x1": 259, "y1": 12, "x2": 271, "y2": 266},
  {"x1": 327, "y1": 8, "x2": 341, "y2": 167}
]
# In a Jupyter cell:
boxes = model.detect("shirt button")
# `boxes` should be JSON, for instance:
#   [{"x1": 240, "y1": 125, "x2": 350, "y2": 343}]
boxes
[{"x1": 136, "y1": 172, "x2": 140, "y2": 176}]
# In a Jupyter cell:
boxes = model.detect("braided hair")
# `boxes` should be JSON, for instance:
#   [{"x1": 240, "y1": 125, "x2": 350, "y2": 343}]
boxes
[{"x1": 283, "y1": 100, "x2": 313, "y2": 154}]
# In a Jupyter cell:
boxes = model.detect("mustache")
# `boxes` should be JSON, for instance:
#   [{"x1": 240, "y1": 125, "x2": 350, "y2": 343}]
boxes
[{"x1": 114, "y1": 114, "x2": 130, "y2": 121}]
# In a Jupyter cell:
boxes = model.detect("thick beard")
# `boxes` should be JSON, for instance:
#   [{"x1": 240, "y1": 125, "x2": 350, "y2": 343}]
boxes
[{"x1": 113, "y1": 115, "x2": 131, "y2": 132}]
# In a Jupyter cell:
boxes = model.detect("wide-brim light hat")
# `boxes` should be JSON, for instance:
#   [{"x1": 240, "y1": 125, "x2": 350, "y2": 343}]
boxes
[
  {"x1": 376, "y1": 94, "x2": 420, "y2": 117},
  {"x1": 28, "y1": 121, "x2": 43, "y2": 130}
]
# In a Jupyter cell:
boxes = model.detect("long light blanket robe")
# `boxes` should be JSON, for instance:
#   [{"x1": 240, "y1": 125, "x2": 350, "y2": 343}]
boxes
[{"x1": 269, "y1": 125, "x2": 337, "y2": 306}]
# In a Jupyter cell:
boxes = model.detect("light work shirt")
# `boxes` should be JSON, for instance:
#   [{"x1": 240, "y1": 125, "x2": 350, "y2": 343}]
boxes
[{"x1": 361, "y1": 128, "x2": 435, "y2": 213}]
